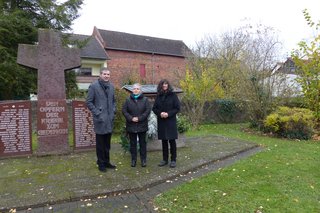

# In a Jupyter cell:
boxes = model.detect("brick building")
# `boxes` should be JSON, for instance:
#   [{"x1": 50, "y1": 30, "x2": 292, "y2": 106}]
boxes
[{"x1": 74, "y1": 27, "x2": 191, "y2": 89}]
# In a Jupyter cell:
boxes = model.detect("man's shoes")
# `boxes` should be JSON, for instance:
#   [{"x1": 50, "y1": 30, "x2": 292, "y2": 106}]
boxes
[
  {"x1": 105, "y1": 163, "x2": 116, "y2": 169},
  {"x1": 141, "y1": 160, "x2": 147, "y2": 167},
  {"x1": 131, "y1": 160, "x2": 136, "y2": 167},
  {"x1": 169, "y1": 161, "x2": 176, "y2": 168},
  {"x1": 158, "y1": 160, "x2": 168, "y2": 167},
  {"x1": 98, "y1": 167, "x2": 107, "y2": 172}
]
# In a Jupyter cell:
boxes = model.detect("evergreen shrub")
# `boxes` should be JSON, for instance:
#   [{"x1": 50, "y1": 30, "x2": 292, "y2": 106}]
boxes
[
  {"x1": 177, "y1": 114, "x2": 191, "y2": 134},
  {"x1": 216, "y1": 99, "x2": 237, "y2": 123},
  {"x1": 113, "y1": 88, "x2": 128, "y2": 134}
]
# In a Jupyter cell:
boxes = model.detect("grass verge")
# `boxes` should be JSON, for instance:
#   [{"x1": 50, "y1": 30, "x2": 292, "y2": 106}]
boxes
[{"x1": 154, "y1": 123, "x2": 320, "y2": 212}]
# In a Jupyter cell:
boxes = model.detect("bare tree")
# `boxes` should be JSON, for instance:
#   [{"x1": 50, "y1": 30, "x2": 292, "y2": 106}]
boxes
[
  {"x1": 184, "y1": 23, "x2": 287, "y2": 127},
  {"x1": 180, "y1": 40, "x2": 224, "y2": 128}
]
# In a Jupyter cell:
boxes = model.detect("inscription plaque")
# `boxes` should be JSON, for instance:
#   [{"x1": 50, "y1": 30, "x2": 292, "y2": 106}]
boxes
[
  {"x1": 0, "y1": 101, "x2": 32, "y2": 157},
  {"x1": 72, "y1": 101, "x2": 95, "y2": 150},
  {"x1": 36, "y1": 100, "x2": 69, "y2": 154},
  {"x1": 37, "y1": 100, "x2": 68, "y2": 136}
]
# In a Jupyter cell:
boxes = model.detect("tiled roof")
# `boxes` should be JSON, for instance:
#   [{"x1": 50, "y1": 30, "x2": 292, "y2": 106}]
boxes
[
  {"x1": 273, "y1": 58, "x2": 297, "y2": 75},
  {"x1": 69, "y1": 34, "x2": 109, "y2": 60},
  {"x1": 122, "y1": 84, "x2": 183, "y2": 95},
  {"x1": 97, "y1": 29, "x2": 190, "y2": 57}
]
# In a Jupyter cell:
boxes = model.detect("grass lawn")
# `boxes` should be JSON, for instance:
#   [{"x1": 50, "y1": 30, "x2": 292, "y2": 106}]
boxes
[{"x1": 154, "y1": 123, "x2": 320, "y2": 213}]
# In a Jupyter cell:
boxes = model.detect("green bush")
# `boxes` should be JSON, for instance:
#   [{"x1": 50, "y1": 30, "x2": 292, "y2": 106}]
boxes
[
  {"x1": 199, "y1": 99, "x2": 249, "y2": 124},
  {"x1": 114, "y1": 88, "x2": 130, "y2": 152},
  {"x1": 276, "y1": 96, "x2": 307, "y2": 108},
  {"x1": 264, "y1": 106, "x2": 315, "y2": 140},
  {"x1": 113, "y1": 88, "x2": 128, "y2": 134},
  {"x1": 177, "y1": 114, "x2": 191, "y2": 134},
  {"x1": 119, "y1": 127, "x2": 130, "y2": 153},
  {"x1": 216, "y1": 99, "x2": 237, "y2": 123}
]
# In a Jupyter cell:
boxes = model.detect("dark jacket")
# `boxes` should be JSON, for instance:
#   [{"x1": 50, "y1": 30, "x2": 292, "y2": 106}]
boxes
[
  {"x1": 122, "y1": 94, "x2": 151, "y2": 133},
  {"x1": 152, "y1": 91, "x2": 180, "y2": 140},
  {"x1": 86, "y1": 79, "x2": 116, "y2": 134}
]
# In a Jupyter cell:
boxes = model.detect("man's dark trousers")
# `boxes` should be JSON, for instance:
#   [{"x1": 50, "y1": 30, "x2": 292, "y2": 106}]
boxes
[{"x1": 96, "y1": 133, "x2": 112, "y2": 168}]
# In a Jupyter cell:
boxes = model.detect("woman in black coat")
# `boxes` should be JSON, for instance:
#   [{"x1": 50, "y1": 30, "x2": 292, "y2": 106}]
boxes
[
  {"x1": 122, "y1": 83, "x2": 151, "y2": 167},
  {"x1": 152, "y1": 79, "x2": 180, "y2": 168}
]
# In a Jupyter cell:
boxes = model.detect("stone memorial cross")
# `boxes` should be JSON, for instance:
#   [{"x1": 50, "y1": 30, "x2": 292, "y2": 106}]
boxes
[{"x1": 17, "y1": 29, "x2": 81, "y2": 155}]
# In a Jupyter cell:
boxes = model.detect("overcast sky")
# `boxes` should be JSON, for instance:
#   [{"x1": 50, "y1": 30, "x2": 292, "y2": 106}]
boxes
[{"x1": 71, "y1": 0, "x2": 320, "y2": 59}]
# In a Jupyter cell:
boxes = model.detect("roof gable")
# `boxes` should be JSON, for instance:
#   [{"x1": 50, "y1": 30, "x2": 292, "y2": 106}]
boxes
[
  {"x1": 96, "y1": 29, "x2": 190, "y2": 57},
  {"x1": 69, "y1": 34, "x2": 109, "y2": 60},
  {"x1": 273, "y1": 58, "x2": 297, "y2": 75}
]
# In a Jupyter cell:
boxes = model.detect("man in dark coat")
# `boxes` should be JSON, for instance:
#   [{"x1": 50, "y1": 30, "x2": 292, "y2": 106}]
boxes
[
  {"x1": 152, "y1": 79, "x2": 180, "y2": 168},
  {"x1": 86, "y1": 68, "x2": 116, "y2": 172},
  {"x1": 122, "y1": 83, "x2": 151, "y2": 167}
]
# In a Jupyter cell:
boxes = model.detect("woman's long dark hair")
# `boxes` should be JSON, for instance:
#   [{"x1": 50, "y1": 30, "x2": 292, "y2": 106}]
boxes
[{"x1": 157, "y1": 79, "x2": 173, "y2": 94}]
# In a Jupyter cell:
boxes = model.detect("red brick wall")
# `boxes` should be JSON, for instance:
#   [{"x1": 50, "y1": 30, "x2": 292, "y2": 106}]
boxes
[{"x1": 106, "y1": 50, "x2": 186, "y2": 88}]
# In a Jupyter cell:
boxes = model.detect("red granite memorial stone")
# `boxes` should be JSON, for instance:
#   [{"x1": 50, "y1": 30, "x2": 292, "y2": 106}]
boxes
[
  {"x1": 72, "y1": 101, "x2": 95, "y2": 150},
  {"x1": 0, "y1": 101, "x2": 32, "y2": 157},
  {"x1": 17, "y1": 29, "x2": 80, "y2": 155}
]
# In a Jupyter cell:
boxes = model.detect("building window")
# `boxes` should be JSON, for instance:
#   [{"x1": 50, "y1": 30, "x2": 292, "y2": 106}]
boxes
[
  {"x1": 140, "y1": 64, "x2": 146, "y2": 78},
  {"x1": 75, "y1": 67, "x2": 92, "y2": 76}
]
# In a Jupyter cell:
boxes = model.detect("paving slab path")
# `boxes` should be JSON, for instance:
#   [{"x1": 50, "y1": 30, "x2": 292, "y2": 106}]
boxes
[{"x1": 0, "y1": 136, "x2": 262, "y2": 213}]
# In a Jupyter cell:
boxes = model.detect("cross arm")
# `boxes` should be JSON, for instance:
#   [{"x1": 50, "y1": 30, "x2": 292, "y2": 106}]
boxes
[
  {"x1": 17, "y1": 44, "x2": 38, "y2": 69},
  {"x1": 62, "y1": 48, "x2": 81, "y2": 70}
]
